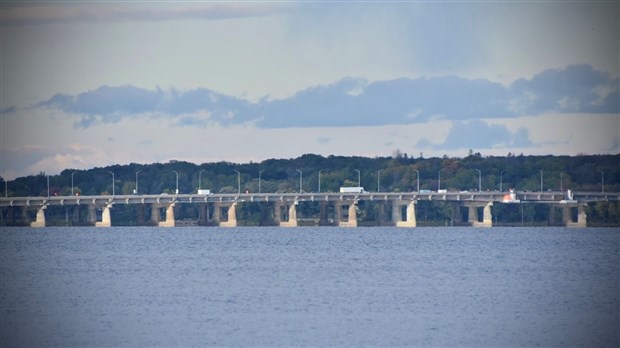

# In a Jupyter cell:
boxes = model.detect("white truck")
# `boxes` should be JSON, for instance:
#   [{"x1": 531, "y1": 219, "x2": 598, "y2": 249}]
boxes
[
  {"x1": 339, "y1": 187, "x2": 364, "y2": 193},
  {"x1": 197, "y1": 189, "x2": 211, "y2": 195}
]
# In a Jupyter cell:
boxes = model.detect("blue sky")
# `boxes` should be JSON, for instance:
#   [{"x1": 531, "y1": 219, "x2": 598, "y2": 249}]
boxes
[{"x1": 1, "y1": 2, "x2": 618, "y2": 179}]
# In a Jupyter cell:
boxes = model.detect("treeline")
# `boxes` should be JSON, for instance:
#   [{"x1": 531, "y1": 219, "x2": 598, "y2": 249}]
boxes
[{"x1": 2, "y1": 153, "x2": 619, "y2": 225}]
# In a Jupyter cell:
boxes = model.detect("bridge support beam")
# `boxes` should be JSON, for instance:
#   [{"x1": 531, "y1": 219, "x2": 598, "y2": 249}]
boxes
[
  {"x1": 563, "y1": 203, "x2": 587, "y2": 227},
  {"x1": 95, "y1": 204, "x2": 112, "y2": 227},
  {"x1": 87, "y1": 205, "x2": 97, "y2": 225},
  {"x1": 276, "y1": 202, "x2": 298, "y2": 227},
  {"x1": 30, "y1": 206, "x2": 47, "y2": 228},
  {"x1": 319, "y1": 201, "x2": 329, "y2": 226},
  {"x1": 466, "y1": 202, "x2": 493, "y2": 227},
  {"x1": 158, "y1": 204, "x2": 176, "y2": 227},
  {"x1": 337, "y1": 201, "x2": 357, "y2": 227},
  {"x1": 393, "y1": 201, "x2": 417, "y2": 227},
  {"x1": 219, "y1": 202, "x2": 238, "y2": 227}
]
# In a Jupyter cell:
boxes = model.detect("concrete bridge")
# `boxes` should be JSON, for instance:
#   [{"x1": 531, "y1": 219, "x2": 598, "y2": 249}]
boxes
[{"x1": 1, "y1": 191, "x2": 617, "y2": 228}]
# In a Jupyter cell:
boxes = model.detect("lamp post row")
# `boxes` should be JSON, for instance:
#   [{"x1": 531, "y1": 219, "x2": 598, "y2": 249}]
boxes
[{"x1": 5, "y1": 168, "x2": 606, "y2": 197}]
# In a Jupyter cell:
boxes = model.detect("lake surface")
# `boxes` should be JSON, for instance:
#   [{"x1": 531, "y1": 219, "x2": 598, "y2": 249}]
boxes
[{"x1": 1, "y1": 226, "x2": 618, "y2": 347}]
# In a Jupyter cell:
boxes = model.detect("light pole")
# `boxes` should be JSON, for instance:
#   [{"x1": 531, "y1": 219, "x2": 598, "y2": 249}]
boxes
[
  {"x1": 135, "y1": 170, "x2": 142, "y2": 195},
  {"x1": 172, "y1": 170, "x2": 179, "y2": 194},
  {"x1": 500, "y1": 170, "x2": 506, "y2": 192},
  {"x1": 354, "y1": 169, "x2": 361, "y2": 188},
  {"x1": 296, "y1": 169, "x2": 303, "y2": 193},
  {"x1": 47, "y1": 175, "x2": 50, "y2": 198},
  {"x1": 598, "y1": 170, "x2": 604, "y2": 193},
  {"x1": 258, "y1": 169, "x2": 265, "y2": 194},
  {"x1": 71, "y1": 171, "x2": 77, "y2": 196},
  {"x1": 199, "y1": 170, "x2": 206, "y2": 191},
  {"x1": 474, "y1": 168, "x2": 481, "y2": 192},
  {"x1": 318, "y1": 169, "x2": 326, "y2": 193},
  {"x1": 438, "y1": 168, "x2": 444, "y2": 191},
  {"x1": 234, "y1": 170, "x2": 241, "y2": 195},
  {"x1": 538, "y1": 169, "x2": 543, "y2": 192},
  {"x1": 377, "y1": 169, "x2": 382, "y2": 192},
  {"x1": 107, "y1": 171, "x2": 115, "y2": 196},
  {"x1": 560, "y1": 172, "x2": 564, "y2": 191},
  {"x1": 414, "y1": 169, "x2": 420, "y2": 192},
  {"x1": 4, "y1": 180, "x2": 7, "y2": 197}
]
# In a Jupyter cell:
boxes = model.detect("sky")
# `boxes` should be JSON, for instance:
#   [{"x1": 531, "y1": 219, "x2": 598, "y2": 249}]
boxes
[{"x1": 1, "y1": 1, "x2": 618, "y2": 180}]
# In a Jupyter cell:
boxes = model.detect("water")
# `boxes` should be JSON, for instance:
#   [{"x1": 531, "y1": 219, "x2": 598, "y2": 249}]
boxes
[{"x1": 1, "y1": 227, "x2": 618, "y2": 347}]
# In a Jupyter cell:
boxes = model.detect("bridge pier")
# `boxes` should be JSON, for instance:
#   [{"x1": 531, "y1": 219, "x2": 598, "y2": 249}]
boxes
[
  {"x1": 30, "y1": 206, "x2": 47, "y2": 228},
  {"x1": 563, "y1": 203, "x2": 587, "y2": 227},
  {"x1": 275, "y1": 202, "x2": 298, "y2": 227},
  {"x1": 319, "y1": 201, "x2": 329, "y2": 226},
  {"x1": 219, "y1": 202, "x2": 238, "y2": 227},
  {"x1": 158, "y1": 203, "x2": 176, "y2": 227},
  {"x1": 95, "y1": 204, "x2": 112, "y2": 227},
  {"x1": 336, "y1": 201, "x2": 358, "y2": 227},
  {"x1": 465, "y1": 202, "x2": 493, "y2": 227},
  {"x1": 392, "y1": 200, "x2": 417, "y2": 227}
]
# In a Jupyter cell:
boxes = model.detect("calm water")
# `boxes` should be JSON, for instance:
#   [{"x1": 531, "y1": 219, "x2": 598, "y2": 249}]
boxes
[{"x1": 1, "y1": 226, "x2": 618, "y2": 347}]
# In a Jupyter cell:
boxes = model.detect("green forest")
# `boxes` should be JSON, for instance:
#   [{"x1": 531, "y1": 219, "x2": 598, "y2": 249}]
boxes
[{"x1": 2, "y1": 152, "x2": 619, "y2": 226}]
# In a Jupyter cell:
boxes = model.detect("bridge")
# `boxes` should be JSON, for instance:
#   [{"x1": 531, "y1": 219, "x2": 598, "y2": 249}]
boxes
[{"x1": 1, "y1": 191, "x2": 617, "y2": 228}]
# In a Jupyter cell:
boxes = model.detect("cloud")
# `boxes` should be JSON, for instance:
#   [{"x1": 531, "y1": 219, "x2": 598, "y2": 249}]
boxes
[
  {"x1": 34, "y1": 65, "x2": 619, "y2": 129},
  {"x1": 417, "y1": 120, "x2": 533, "y2": 150},
  {"x1": 0, "y1": 3, "x2": 284, "y2": 26}
]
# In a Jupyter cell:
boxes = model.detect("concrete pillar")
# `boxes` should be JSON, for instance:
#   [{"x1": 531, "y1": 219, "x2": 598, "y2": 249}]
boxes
[
  {"x1": 548, "y1": 205, "x2": 556, "y2": 225},
  {"x1": 396, "y1": 201, "x2": 417, "y2": 227},
  {"x1": 273, "y1": 202, "x2": 282, "y2": 224},
  {"x1": 30, "y1": 206, "x2": 47, "y2": 228},
  {"x1": 87, "y1": 205, "x2": 97, "y2": 225},
  {"x1": 136, "y1": 204, "x2": 146, "y2": 226},
  {"x1": 158, "y1": 204, "x2": 176, "y2": 227},
  {"x1": 20, "y1": 206, "x2": 30, "y2": 225},
  {"x1": 319, "y1": 201, "x2": 328, "y2": 226},
  {"x1": 212, "y1": 203, "x2": 221, "y2": 224},
  {"x1": 280, "y1": 203, "x2": 298, "y2": 227},
  {"x1": 468, "y1": 205, "x2": 478, "y2": 225},
  {"x1": 481, "y1": 202, "x2": 493, "y2": 227},
  {"x1": 220, "y1": 202, "x2": 238, "y2": 227},
  {"x1": 468, "y1": 202, "x2": 493, "y2": 227},
  {"x1": 199, "y1": 205, "x2": 208, "y2": 225},
  {"x1": 95, "y1": 205, "x2": 112, "y2": 227},
  {"x1": 335, "y1": 203, "x2": 342, "y2": 225},
  {"x1": 151, "y1": 205, "x2": 161, "y2": 225},
  {"x1": 566, "y1": 203, "x2": 587, "y2": 227},
  {"x1": 392, "y1": 201, "x2": 402, "y2": 225},
  {"x1": 338, "y1": 201, "x2": 358, "y2": 227}
]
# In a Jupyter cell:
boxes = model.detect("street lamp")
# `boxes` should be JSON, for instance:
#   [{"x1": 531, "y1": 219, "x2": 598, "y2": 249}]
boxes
[
  {"x1": 474, "y1": 168, "x2": 481, "y2": 192},
  {"x1": 500, "y1": 170, "x2": 506, "y2": 192},
  {"x1": 135, "y1": 170, "x2": 142, "y2": 195},
  {"x1": 598, "y1": 170, "x2": 604, "y2": 193},
  {"x1": 438, "y1": 168, "x2": 444, "y2": 191},
  {"x1": 560, "y1": 172, "x2": 564, "y2": 191},
  {"x1": 414, "y1": 169, "x2": 420, "y2": 193},
  {"x1": 71, "y1": 171, "x2": 77, "y2": 196},
  {"x1": 172, "y1": 170, "x2": 179, "y2": 194},
  {"x1": 296, "y1": 169, "x2": 303, "y2": 193},
  {"x1": 318, "y1": 169, "x2": 326, "y2": 193},
  {"x1": 354, "y1": 169, "x2": 361, "y2": 188},
  {"x1": 199, "y1": 170, "x2": 206, "y2": 191},
  {"x1": 258, "y1": 169, "x2": 265, "y2": 194},
  {"x1": 538, "y1": 169, "x2": 543, "y2": 192},
  {"x1": 47, "y1": 175, "x2": 50, "y2": 198},
  {"x1": 107, "y1": 171, "x2": 115, "y2": 196},
  {"x1": 377, "y1": 169, "x2": 382, "y2": 192},
  {"x1": 234, "y1": 170, "x2": 241, "y2": 195}
]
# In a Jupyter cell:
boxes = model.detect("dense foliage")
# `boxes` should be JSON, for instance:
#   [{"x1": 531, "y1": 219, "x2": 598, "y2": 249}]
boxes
[{"x1": 2, "y1": 153, "x2": 619, "y2": 226}]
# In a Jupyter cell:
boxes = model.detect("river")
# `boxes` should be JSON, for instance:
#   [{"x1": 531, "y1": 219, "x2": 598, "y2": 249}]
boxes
[{"x1": 1, "y1": 226, "x2": 618, "y2": 347}]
